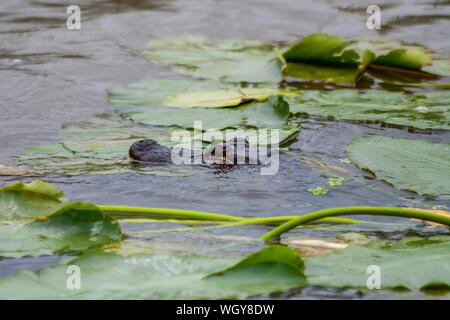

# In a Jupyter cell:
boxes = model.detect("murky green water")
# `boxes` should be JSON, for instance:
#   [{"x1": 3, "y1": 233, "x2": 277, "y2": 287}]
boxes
[{"x1": 0, "y1": 0, "x2": 449, "y2": 299}]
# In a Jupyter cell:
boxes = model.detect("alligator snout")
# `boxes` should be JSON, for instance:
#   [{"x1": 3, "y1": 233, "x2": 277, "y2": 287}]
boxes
[{"x1": 129, "y1": 137, "x2": 272, "y2": 165}]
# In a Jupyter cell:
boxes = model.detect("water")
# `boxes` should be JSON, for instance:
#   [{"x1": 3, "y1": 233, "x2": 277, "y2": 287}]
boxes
[{"x1": 0, "y1": 0, "x2": 449, "y2": 299}]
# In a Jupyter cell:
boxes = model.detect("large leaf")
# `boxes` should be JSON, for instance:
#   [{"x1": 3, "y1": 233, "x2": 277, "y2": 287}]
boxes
[
  {"x1": 162, "y1": 88, "x2": 299, "y2": 108},
  {"x1": 423, "y1": 60, "x2": 450, "y2": 77},
  {"x1": 0, "y1": 180, "x2": 65, "y2": 221},
  {"x1": 127, "y1": 95, "x2": 293, "y2": 130},
  {"x1": 143, "y1": 35, "x2": 444, "y2": 85},
  {"x1": 346, "y1": 135, "x2": 450, "y2": 197},
  {"x1": 282, "y1": 34, "x2": 434, "y2": 83},
  {"x1": 306, "y1": 236, "x2": 450, "y2": 291},
  {"x1": 283, "y1": 34, "x2": 359, "y2": 66},
  {"x1": 0, "y1": 181, "x2": 122, "y2": 257},
  {"x1": 109, "y1": 79, "x2": 299, "y2": 127},
  {"x1": 0, "y1": 245, "x2": 307, "y2": 299},
  {"x1": 341, "y1": 39, "x2": 432, "y2": 70},
  {"x1": 108, "y1": 79, "x2": 232, "y2": 106},
  {"x1": 144, "y1": 36, "x2": 282, "y2": 83},
  {"x1": 283, "y1": 62, "x2": 358, "y2": 84},
  {"x1": 287, "y1": 90, "x2": 450, "y2": 130}
]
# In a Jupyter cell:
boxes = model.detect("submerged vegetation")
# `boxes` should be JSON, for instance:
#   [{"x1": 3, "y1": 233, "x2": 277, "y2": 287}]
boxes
[{"x1": 1, "y1": 33, "x2": 450, "y2": 299}]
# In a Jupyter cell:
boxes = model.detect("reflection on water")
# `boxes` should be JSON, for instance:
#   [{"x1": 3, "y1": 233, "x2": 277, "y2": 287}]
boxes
[{"x1": 0, "y1": 0, "x2": 449, "y2": 299}]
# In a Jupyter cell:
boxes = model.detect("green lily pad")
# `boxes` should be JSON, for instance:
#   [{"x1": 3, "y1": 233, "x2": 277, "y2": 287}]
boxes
[
  {"x1": 144, "y1": 36, "x2": 283, "y2": 83},
  {"x1": 346, "y1": 135, "x2": 450, "y2": 197},
  {"x1": 0, "y1": 181, "x2": 122, "y2": 258},
  {"x1": 287, "y1": 89, "x2": 450, "y2": 130},
  {"x1": 109, "y1": 79, "x2": 299, "y2": 128},
  {"x1": 128, "y1": 95, "x2": 293, "y2": 130},
  {"x1": 143, "y1": 35, "x2": 444, "y2": 85},
  {"x1": 341, "y1": 39, "x2": 432, "y2": 70},
  {"x1": 282, "y1": 34, "x2": 433, "y2": 83},
  {"x1": 423, "y1": 60, "x2": 450, "y2": 77},
  {"x1": 0, "y1": 180, "x2": 65, "y2": 221},
  {"x1": 0, "y1": 245, "x2": 307, "y2": 299},
  {"x1": 162, "y1": 88, "x2": 299, "y2": 108},
  {"x1": 283, "y1": 62, "x2": 358, "y2": 84},
  {"x1": 306, "y1": 236, "x2": 450, "y2": 291},
  {"x1": 307, "y1": 187, "x2": 329, "y2": 195},
  {"x1": 283, "y1": 33, "x2": 359, "y2": 66},
  {"x1": 108, "y1": 79, "x2": 232, "y2": 106}
]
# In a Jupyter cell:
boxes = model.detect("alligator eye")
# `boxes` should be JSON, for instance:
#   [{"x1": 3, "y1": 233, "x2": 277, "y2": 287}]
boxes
[{"x1": 139, "y1": 140, "x2": 144, "y2": 143}]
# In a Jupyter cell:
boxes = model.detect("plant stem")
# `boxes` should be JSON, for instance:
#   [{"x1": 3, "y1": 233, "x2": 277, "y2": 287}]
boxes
[
  {"x1": 261, "y1": 207, "x2": 450, "y2": 240},
  {"x1": 98, "y1": 205, "x2": 382, "y2": 227},
  {"x1": 274, "y1": 47, "x2": 287, "y2": 72},
  {"x1": 96, "y1": 205, "x2": 245, "y2": 222}
]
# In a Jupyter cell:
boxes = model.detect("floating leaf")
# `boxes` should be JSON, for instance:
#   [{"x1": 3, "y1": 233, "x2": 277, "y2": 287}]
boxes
[
  {"x1": 143, "y1": 35, "x2": 443, "y2": 84},
  {"x1": 347, "y1": 135, "x2": 450, "y2": 197},
  {"x1": 109, "y1": 79, "x2": 299, "y2": 130},
  {"x1": 0, "y1": 180, "x2": 65, "y2": 220},
  {"x1": 288, "y1": 89, "x2": 450, "y2": 130},
  {"x1": 108, "y1": 79, "x2": 232, "y2": 106},
  {"x1": 423, "y1": 60, "x2": 450, "y2": 77},
  {"x1": 341, "y1": 39, "x2": 432, "y2": 70},
  {"x1": 0, "y1": 181, "x2": 122, "y2": 257},
  {"x1": 328, "y1": 177, "x2": 344, "y2": 187},
  {"x1": 144, "y1": 36, "x2": 282, "y2": 83},
  {"x1": 307, "y1": 187, "x2": 328, "y2": 195},
  {"x1": 282, "y1": 34, "x2": 433, "y2": 83},
  {"x1": 126, "y1": 95, "x2": 294, "y2": 130},
  {"x1": 0, "y1": 245, "x2": 307, "y2": 299},
  {"x1": 162, "y1": 88, "x2": 299, "y2": 108},
  {"x1": 283, "y1": 62, "x2": 358, "y2": 84},
  {"x1": 306, "y1": 236, "x2": 450, "y2": 291},
  {"x1": 283, "y1": 34, "x2": 358, "y2": 66}
]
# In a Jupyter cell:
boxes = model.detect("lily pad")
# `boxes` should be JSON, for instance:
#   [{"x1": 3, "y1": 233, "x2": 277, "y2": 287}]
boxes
[
  {"x1": 282, "y1": 34, "x2": 433, "y2": 83},
  {"x1": 283, "y1": 34, "x2": 358, "y2": 66},
  {"x1": 0, "y1": 245, "x2": 307, "y2": 299},
  {"x1": 108, "y1": 79, "x2": 232, "y2": 106},
  {"x1": 143, "y1": 35, "x2": 444, "y2": 85},
  {"x1": 306, "y1": 236, "x2": 450, "y2": 291},
  {"x1": 162, "y1": 88, "x2": 299, "y2": 108},
  {"x1": 287, "y1": 89, "x2": 450, "y2": 130},
  {"x1": 346, "y1": 135, "x2": 450, "y2": 197},
  {"x1": 0, "y1": 181, "x2": 122, "y2": 258},
  {"x1": 423, "y1": 60, "x2": 450, "y2": 77},
  {"x1": 144, "y1": 36, "x2": 283, "y2": 83},
  {"x1": 283, "y1": 62, "x2": 358, "y2": 84},
  {"x1": 0, "y1": 180, "x2": 65, "y2": 220},
  {"x1": 127, "y1": 95, "x2": 293, "y2": 130},
  {"x1": 341, "y1": 39, "x2": 432, "y2": 70}
]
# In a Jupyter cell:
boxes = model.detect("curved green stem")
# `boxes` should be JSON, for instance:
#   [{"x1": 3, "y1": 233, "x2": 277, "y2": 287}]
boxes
[
  {"x1": 261, "y1": 207, "x2": 450, "y2": 240},
  {"x1": 96, "y1": 205, "x2": 245, "y2": 222},
  {"x1": 274, "y1": 47, "x2": 287, "y2": 72}
]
